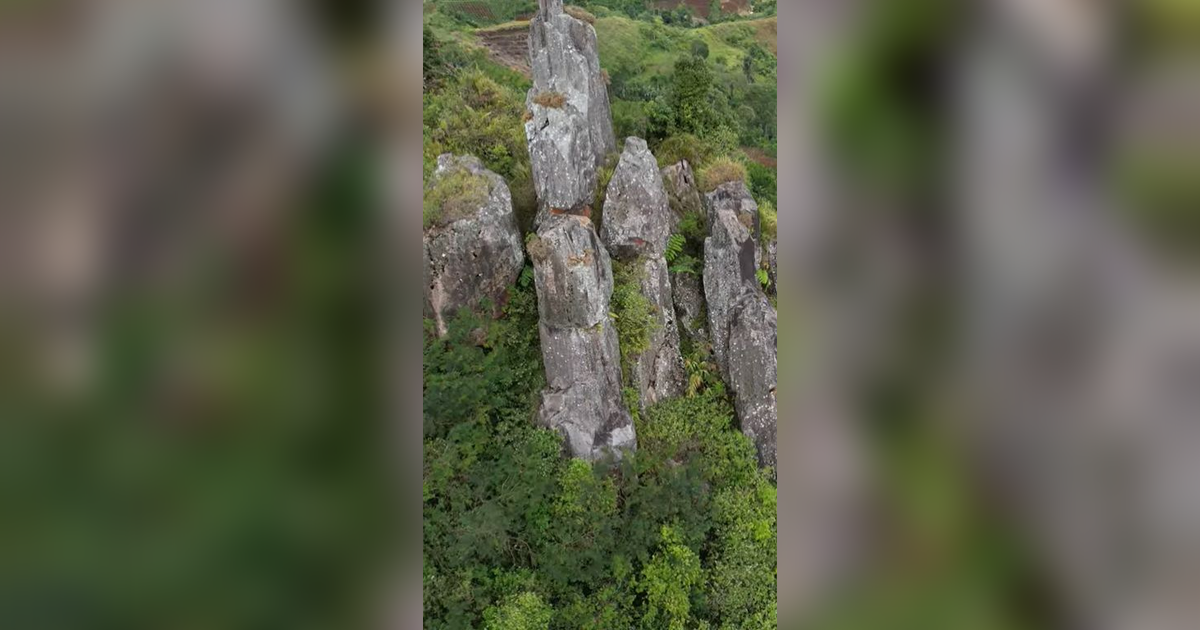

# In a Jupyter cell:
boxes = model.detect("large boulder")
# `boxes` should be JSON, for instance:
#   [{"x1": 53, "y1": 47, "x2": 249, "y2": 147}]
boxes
[
  {"x1": 727, "y1": 286, "x2": 778, "y2": 469},
  {"x1": 529, "y1": 0, "x2": 616, "y2": 167},
  {"x1": 423, "y1": 154, "x2": 524, "y2": 337},
  {"x1": 601, "y1": 137, "x2": 686, "y2": 411},
  {"x1": 661, "y1": 160, "x2": 704, "y2": 229},
  {"x1": 703, "y1": 181, "x2": 761, "y2": 378},
  {"x1": 530, "y1": 213, "x2": 635, "y2": 460}
]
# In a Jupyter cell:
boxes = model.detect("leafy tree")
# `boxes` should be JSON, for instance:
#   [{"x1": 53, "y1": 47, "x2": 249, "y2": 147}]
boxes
[
  {"x1": 669, "y1": 55, "x2": 716, "y2": 136},
  {"x1": 691, "y1": 39, "x2": 710, "y2": 59},
  {"x1": 640, "y1": 525, "x2": 703, "y2": 630}
]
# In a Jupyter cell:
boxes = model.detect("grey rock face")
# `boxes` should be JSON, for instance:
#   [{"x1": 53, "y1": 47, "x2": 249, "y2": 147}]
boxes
[
  {"x1": 529, "y1": 214, "x2": 611, "y2": 328},
  {"x1": 727, "y1": 286, "x2": 778, "y2": 470},
  {"x1": 600, "y1": 137, "x2": 686, "y2": 412},
  {"x1": 531, "y1": 213, "x2": 635, "y2": 460},
  {"x1": 525, "y1": 91, "x2": 596, "y2": 217},
  {"x1": 670, "y1": 269, "x2": 709, "y2": 347},
  {"x1": 524, "y1": 0, "x2": 615, "y2": 225},
  {"x1": 703, "y1": 181, "x2": 761, "y2": 378},
  {"x1": 601, "y1": 137, "x2": 672, "y2": 258},
  {"x1": 423, "y1": 154, "x2": 525, "y2": 337},
  {"x1": 529, "y1": 0, "x2": 616, "y2": 168},
  {"x1": 661, "y1": 160, "x2": 704, "y2": 229}
]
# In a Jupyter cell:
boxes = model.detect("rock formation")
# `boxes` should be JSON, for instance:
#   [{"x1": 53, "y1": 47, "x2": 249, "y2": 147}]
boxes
[
  {"x1": 600, "y1": 138, "x2": 686, "y2": 411},
  {"x1": 703, "y1": 180, "x2": 776, "y2": 468},
  {"x1": 530, "y1": 213, "x2": 635, "y2": 460},
  {"x1": 703, "y1": 181, "x2": 762, "y2": 378},
  {"x1": 423, "y1": 154, "x2": 525, "y2": 337},
  {"x1": 728, "y1": 286, "x2": 778, "y2": 470},
  {"x1": 524, "y1": 0, "x2": 616, "y2": 225},
  {"x1": 661, "y1": 160, "x2": 705, "y2": 230}
]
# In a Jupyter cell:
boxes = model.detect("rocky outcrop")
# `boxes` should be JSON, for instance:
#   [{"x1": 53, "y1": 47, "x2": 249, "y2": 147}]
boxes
[
  {"x1": 529, "y1": 0, "x2": 616, "y2": 167},
  {"x1": 661, "y1": 160, "x2": 704, "y2": 229},
  {"x1": 703, "y1": 181, "x2": 762, "y2": 378},
  {"x1": 600, "y1": 138, "x2": 686, "y2": 411},
  {"x1": 524, "y1": 0, "x2": 615, "y2": 224},
  {"x1": 423, "y1": 154, "x2": 525, "y2": 337},
  {"x1": 728, "y1": 286, "x2": 778, "y2": 469},
  {"x1": 702, "y1": 180, "x2": 776, "y2": 468},
  {"x1": 530, "y1": 213, "x2": 635, "y2": 460}
]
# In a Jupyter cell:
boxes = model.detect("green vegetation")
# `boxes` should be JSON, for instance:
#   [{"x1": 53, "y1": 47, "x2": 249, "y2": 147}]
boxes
[
  {"x1": 424, "y1": 279, "x2": 776, "y2": 628},
  {"x1": 758, "y1": 199, "x2": 776, "y2": 241},
  {"x1": 697, "y1": 155, "x2": 748, "y2": 192},
  {"x1": 610, "y1": 259, "x2": 659, "y2": 419},
  {"x1": 423, "y1": 165, "x2": 492, "y2": 228},
  {"x1": 423, "y1": 6, "x2": 778, "y2": 628},
  {"x1": 563, "y1": 4, "x2": 597, "y2": 24},
  {"x1": 423, "y1": 29, "x2": 539, "y2": 231}
]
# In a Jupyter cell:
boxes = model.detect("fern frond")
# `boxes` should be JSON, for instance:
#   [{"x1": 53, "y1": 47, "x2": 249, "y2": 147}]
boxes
[{"x1": 665, "y1": 233, "x2": 686, "y2": 263}]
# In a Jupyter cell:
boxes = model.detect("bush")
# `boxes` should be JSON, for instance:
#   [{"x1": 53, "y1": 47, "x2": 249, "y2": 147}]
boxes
[
  {"x1": 610, "y1": 259, "x2": 659, "y2": 417},
  {"x1": 697, "y1": 155, "x2": 748, "y2": 192},
  {"x1": 484, "y1": 592, "x2": 554, "y2": 630},
  {"x1": 654, "y1": 134, "x2": 717, "y2": 170},
  {"x1": 423, "y1": 68, "x2": 536, "y2": 227},
  {"x1": 746, "y1": 159, "x2": 777, "y2": 206},
  {"x1": 758, "y1": 199, "x2": 777, "y2": 241},
  {"x1": 564, "y1": 4, "x2": 597, "y2": 24}
]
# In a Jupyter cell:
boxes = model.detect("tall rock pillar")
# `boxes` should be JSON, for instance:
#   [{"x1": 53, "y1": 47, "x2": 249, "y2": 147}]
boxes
[
  {"x1": 525, "y1": 0, "x2": 617, "y2": 225},
  {"x1": 530, "y1": 214, "x2": 635, "y2": 460},
  {"x1": 600, "y1": 137, "x2": 686, "y2": 413}
]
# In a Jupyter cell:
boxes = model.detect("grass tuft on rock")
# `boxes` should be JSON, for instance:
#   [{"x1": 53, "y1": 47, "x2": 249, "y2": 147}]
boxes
[
  {"x1": 564, "y1": 5, "x2": 597, "y2": 25},
  {"x1": 424, "y1": 166, "x2": 491, "y2": 229},
  {"x1": 698, "y1": 155, "x2": 748, "y2": 192},
  {"x1": 532, "y1": 91, "x2": 568, "y2": 108}
]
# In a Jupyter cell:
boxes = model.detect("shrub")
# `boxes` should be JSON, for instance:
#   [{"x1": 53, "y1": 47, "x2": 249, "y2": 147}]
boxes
[
  {"x1": 746, "y1": 159, "x2": 777, "y2": 206},
  {"x1": 423, "y1": 69, "x2": 528, "y2": 186},
  {"x1": 610, "y1": 259, "x2": 659, "y2": 417},
  {"x1": 424, "y1": 166, "x2": 491, "y2": 228},
  {"x1": 654, "y1": 134, "x2": 716, "y2": 170},
  {"x1": 564, "y1": 4, "x2": 597, "y2": 24},
  {"x1": 758, "y1": 199, "x2": 776, "y2": 241},
  {"x1": 697, "y1": 156, "x2": 748, "y2": 192},
  {"x1": 640, "y1": 525, "x2": 702, "y2": 630},
  {"x1": 532, "y1": 91, "x2": 567, "y2": 108},
  {"x1": 484, "y1": 592, "x2": 554, "y2": 630}
]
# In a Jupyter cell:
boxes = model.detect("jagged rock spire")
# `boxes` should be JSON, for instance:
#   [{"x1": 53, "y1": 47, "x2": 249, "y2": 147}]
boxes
[
  {"x1": 524, "y1": 0, "x2": 616, "y2": 225},
  {"x1": 600, "y1": 137, "x2": 686, "y2": 412}
]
